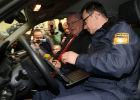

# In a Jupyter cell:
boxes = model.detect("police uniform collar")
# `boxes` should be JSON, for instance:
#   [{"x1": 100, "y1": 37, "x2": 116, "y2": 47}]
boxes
[
  {"x1": 92, "y1": 16, "x2": 120, "y2": 39},
  {"x1": 102, "y1": 16, "x2": 120, "y2": 32}
]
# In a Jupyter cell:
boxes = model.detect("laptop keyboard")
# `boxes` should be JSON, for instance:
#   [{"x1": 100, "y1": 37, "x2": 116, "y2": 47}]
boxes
[{"x1": 65, "y1": 70, "x2": 91, "y2": 84}]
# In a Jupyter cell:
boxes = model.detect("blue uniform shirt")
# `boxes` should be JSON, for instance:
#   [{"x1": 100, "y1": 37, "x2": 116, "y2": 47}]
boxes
[{"x1": 76, "y1": 18, "x2": 140, "y2": 100}]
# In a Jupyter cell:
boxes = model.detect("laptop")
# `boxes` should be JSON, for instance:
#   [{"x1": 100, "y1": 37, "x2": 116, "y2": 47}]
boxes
[{"x1": 44, "y1": 57, "x2": 91, "y2": 86}]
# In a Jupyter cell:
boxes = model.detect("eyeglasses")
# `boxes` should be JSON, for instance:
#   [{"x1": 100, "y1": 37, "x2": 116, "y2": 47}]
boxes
[
  {"x1": 67, "y1": 19, "x2": 81, "y2": 26},
  {"x1": 83, "y1": 12, "x2": 94, "y2": 25}
]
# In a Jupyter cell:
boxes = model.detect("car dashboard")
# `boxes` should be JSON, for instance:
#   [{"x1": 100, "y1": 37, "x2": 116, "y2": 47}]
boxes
[{"x1": 0, "y1": 41, "x2": 36, "y2": 100}]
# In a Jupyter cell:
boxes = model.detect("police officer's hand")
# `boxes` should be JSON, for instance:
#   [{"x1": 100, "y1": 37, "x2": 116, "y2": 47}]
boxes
[{"x1": 61, "y1": 51, "x2": 79, "y2": 65}]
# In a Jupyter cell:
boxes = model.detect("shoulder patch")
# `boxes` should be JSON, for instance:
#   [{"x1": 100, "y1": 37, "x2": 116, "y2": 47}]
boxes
[{"x1": 112, "y1": 33, "x2": 129, "y2": 45}]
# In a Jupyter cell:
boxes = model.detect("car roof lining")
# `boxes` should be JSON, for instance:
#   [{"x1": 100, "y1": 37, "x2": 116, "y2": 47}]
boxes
[
  {"x1": 25, "y1": 0, "x2": 131, "y2": 23},
  {"x1": 0, "y1": 0, "x2": 131, "y2": 23},
  {"x1": 0, "y1": 0, "x2": 34, "y2": 22}
]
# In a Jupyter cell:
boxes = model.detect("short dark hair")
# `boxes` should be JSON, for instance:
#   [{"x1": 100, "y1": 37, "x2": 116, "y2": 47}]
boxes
[
  {"x1": 81, "y1": 1, "x2": 107, "y2": 17},
  {"x1": 33, "y1": 29, "x2": 42, "y2": 36},
  {"x1": 67, "y1": 12, "x2": 82, "y2": 19}
]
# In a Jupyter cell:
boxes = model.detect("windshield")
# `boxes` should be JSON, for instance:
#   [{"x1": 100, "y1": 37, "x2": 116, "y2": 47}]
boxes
[{"x1": 0, "y1": 9, "x2": 26, "y2": 42}]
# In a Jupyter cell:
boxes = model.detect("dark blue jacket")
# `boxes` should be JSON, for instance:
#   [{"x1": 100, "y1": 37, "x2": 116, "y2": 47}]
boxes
[{"x1": 76, "y1": 18, "x2": 140, "y2": 100}]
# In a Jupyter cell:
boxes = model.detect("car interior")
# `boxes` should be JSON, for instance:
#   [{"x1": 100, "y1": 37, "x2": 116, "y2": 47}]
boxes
[{"x1": 0, "y1": 0, "x2": 140, "y2": 100}]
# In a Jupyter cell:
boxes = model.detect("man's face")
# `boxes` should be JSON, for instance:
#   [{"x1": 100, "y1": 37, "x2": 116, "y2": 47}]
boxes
[
  {"x1": 82, "y1": 10, "x2": 97, "y2": 35},
  {"x1": 52, "y1": 45, "x2": 61, "y2": 56},
  {"x1": 67, "y1": 14, "x2": 83, "y2": 36},
  {"x1": 63, "y1": 25, "x2": 70, "y2": 35},
  {"x1": 48, "y1": 21, "x2": 56, "y2": 30},
  {"x1": 33, "y1": 31, "x2": 43, "y2": 44}
]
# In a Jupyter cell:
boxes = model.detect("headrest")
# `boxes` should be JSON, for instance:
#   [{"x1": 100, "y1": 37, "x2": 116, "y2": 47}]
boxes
[{"x1": 118, "y1": 0, "x2": 140, "y2": 24}]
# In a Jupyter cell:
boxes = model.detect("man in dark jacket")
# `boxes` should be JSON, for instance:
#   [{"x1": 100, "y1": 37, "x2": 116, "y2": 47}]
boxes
[
  {"x1": 33, "y1": 12, "x2": 91, "y2": 100},
  {"x1": 31, "y1": 29, "x2": 53, "y2": 57},
  {"x1": 33, "y1": 1, "x2": 140, "y2": 100},
  {"x1": 61, "y1": 1, "x2": 140, "y2": 100},
  {"x1": 51, "y1": 12, "x2": 91, "y2": 73}
]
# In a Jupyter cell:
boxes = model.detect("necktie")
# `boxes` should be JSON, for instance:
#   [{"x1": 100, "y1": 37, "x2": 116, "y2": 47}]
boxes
[{"x1": 58, "y1": 36, "x2": 77, "y2": 61}]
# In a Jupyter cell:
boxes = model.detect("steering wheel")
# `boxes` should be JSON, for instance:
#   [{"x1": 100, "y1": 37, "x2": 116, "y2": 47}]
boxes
[
  {"x1": 18, "y1": 35, "x2": 59, "y2": 93},
  {"x1": 0, "y1": 41, "x2": 10, "y2": 61},
  {"x1": 0, "y1": 41, "x2": 11, "y2": 84}
]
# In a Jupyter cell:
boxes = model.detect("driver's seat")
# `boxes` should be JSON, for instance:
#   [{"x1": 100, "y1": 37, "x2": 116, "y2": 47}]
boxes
[{"x1": 118, "y1": 0, "x2": 140, "y2": 95}]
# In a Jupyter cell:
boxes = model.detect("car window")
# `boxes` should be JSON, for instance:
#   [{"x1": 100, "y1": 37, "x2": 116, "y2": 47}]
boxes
[{"x1": 0, "y1": 9, "x2": 26, "y2": 41}]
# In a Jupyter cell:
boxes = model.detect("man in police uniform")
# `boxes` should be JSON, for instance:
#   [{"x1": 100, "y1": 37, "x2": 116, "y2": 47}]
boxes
[
  {"x1": 61, "y1": 1, "x2": 140, "y2": 100},
  {"x1": 33, "y1": 1, "x2": 140, "y2": 100}
]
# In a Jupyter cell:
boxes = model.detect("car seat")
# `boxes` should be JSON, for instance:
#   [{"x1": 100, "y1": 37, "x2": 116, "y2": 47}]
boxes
[{"x1": 118, "y1": 0, "x2": 140, "y2": 95}]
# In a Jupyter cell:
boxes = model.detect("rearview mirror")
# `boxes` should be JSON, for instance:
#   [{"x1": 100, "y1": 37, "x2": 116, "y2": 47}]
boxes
[{"x1": 4, "y1": 11, "x2": 26, "y2": 24}]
